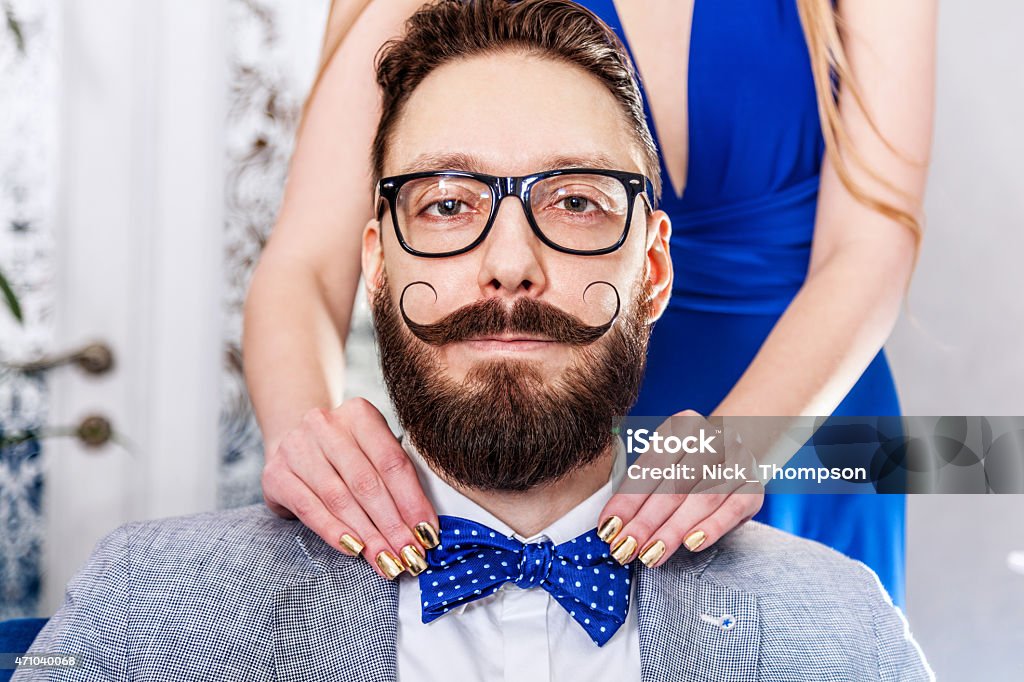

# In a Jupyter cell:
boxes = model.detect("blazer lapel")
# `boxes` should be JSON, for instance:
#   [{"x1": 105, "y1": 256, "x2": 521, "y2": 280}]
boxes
[
  {"x1": 635, "y1": 546, "x2": 761, "y2": 682},
  {"x1": 272, "y1": 524, "x2": 399, "y2": 682}
]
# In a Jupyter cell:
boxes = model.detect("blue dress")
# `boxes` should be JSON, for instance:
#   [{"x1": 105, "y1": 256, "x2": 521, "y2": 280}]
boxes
[{"x1": 586, "y1": 0, "x2": 906, "y2": 607}]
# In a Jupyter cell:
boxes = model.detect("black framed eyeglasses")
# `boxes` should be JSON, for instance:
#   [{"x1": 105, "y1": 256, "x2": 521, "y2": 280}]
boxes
[{"x1": 375, "y1": 168, "x2": 656, "y2": 258}]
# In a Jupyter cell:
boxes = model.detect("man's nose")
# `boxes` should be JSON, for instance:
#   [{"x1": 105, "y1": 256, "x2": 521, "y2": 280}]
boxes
[{"x1": 477, "y1": 196, "x2": 547, "y2": 298}]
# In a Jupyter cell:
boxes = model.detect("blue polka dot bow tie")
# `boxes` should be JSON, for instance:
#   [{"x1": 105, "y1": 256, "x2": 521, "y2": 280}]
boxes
[{"x1": 419, "y1": 514, "x2": 633, "y2": 646}]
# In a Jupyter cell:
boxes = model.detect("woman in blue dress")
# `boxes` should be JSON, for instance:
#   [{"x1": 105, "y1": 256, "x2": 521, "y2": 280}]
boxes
[
  {"x1": 245, "y1": 0, "x2": 935, "y2": 608},
  {"x1": 583, "y1": 0, "x2": 934, "y2": 609}
]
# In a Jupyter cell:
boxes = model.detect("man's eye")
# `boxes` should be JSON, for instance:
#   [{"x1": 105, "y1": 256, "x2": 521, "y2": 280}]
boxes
[
  {"x1": 556, "y1": 195, "x2": 595, "y2": 213},
  {"x1": 425, "y1": 198, "x2": 467, "y2": 217}
]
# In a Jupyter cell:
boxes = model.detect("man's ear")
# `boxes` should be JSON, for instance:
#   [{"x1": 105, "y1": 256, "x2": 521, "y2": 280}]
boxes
[
  {"x1": 362, "y1": 217, "x2": 384, "y2": 297},
  {"x1": 643, "y1": 210, "x2": 673, "y2": 323}
]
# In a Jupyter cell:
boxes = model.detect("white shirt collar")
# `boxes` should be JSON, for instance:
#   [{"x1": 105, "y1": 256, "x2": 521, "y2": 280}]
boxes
[{"x1": 401, "y1": 435, "x2": 627, "y2": 545}]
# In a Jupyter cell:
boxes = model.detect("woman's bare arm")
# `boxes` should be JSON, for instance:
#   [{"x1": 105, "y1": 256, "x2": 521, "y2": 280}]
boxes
[
  {"x1": 245, "y1": 1, "x2": 411, "y2": 453},
  {"x1": 242, "y1": 0, "x2": 436, "y2": 580}
]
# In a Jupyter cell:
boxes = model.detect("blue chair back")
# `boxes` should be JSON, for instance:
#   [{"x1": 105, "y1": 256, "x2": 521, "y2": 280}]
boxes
[{"x1": 0, "y1": 618, "x2": 49, "y2": 682}]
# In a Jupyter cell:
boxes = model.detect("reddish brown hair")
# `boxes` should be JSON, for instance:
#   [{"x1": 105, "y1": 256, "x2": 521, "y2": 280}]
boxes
[{"x1": 369, "y1": 0, "x2": 662, "y2": 204}]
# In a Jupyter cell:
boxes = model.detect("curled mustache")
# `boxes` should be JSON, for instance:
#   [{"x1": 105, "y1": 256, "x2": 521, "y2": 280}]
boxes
[{"x1": 398, "y1": 280, "x2": 621, "y2": 347}]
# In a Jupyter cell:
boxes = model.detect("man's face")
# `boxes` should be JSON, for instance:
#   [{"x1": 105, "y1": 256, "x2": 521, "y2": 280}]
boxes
[{"x1": 363, "y1": 51, "x2": 673, "y2": 490}]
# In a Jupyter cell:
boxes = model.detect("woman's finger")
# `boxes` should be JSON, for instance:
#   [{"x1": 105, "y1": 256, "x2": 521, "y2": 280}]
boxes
[
  {"x1": 296, "y1": 409, "x2": 423, "y2": 573},
  {"x1": 304, "y1": 408, "x2": 426, "y2": 573},
  {"x1": 595, "y1": 491, "x2": 646, "y2": 547},
  {"x1": 281, "y1": 427, "x2": 410, "y2": 580},
  {"x1": 681, "y1": 483, "x2": 764, "y2": 554},
  {"x1": 599, "y1": 456, "x2": 699, "y2": 562},
  {"x1": 597, "y1": 445, "x2": 700, "y2": 543},
  {"x1": 645, "y1": 490, "x2": 731, "y2": 564},
  {"x1": 265, "y1": 466, "x2": 380, "y2": 563},
  {"x1": 644, "y1": 483, "x2": 764, "y2": 567},
  {"x1": 598, "y1": 410, "x2": 714, "y2": 559},
  {"x1": 602, "y1": 490, "x2": 687, "y2": 565},
  {"x1": 341, "y1": 399, "x2": 439, "y2": 542}
]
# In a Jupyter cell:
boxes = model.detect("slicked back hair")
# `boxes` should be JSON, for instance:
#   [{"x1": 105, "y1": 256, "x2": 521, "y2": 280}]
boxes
[{"x1": 370, "y1": 0, "x2": 662, "y2": 206}]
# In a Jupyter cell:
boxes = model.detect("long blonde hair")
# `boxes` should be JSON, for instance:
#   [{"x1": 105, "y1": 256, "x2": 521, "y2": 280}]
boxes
[
  {"x1": 301, "y1": 0, "x2": 923, "y2": 265},
  {"x1": 795, "y1": 0, "x2": 924, "y2": 276}
]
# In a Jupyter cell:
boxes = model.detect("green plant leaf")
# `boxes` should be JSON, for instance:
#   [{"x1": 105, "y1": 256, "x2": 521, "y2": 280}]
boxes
[
  {"x1": 4, "y1": 3, "x2": 25, "y2": 54},
  {"x1": 0, "y1": 267, "x2": 24, "y2": 324}
]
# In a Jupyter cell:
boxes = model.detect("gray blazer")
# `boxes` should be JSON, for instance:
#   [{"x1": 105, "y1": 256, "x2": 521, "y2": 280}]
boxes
[{"x1": 16, "y1": 504, "x2": 932, "y2": 681}]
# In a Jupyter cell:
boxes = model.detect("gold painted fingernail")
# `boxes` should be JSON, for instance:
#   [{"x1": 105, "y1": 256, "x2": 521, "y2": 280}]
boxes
[
  {"x1": 684, "y1": 530, "x2": 707, "y2": 552},
  {"x1": 611, "y1": 535, "x2": 638, "y2": 565},
  {"x1": 413, "y1": 522, "x2": 440, "y2": 549},
  {"x1": 638, "y1": 539, "x2": 666, "y2": 567},
  {"x1": 400, "y1": 544, "x2": 428, "y2": 576},
  {"x1": 338, "y1": 533, "x2": 364, "y2": 556},
  {"x1": 376, "y1": 550, "x2": 405, "y2": 579},
  {"x1": 597, "y1": 515, "x2": 623, "y2": 544}
]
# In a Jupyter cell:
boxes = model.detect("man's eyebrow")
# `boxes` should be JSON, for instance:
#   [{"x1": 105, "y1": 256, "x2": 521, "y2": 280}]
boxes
[
  {"x1": 398, "y1": 151, "x2": 627, "y2": 175},
  {"x1": 400, "y1": 152, "x2": 484, "y2": 174},
  {"x1": 540, "y1": 152, "x2": 623, "y2": 171}
]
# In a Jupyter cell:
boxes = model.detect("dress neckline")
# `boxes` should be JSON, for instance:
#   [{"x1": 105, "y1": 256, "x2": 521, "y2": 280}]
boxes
[{"x1": 605, "y1": 0, "x2": 696, "y2": 203}]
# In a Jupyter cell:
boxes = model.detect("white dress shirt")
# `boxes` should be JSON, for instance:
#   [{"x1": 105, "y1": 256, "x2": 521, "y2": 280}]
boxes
[{"x1": 396, "y1": 438, "x2": 642, "y2": 682}]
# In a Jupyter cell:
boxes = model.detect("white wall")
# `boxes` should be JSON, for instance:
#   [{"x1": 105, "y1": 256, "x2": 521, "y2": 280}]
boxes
[{"x1": 886, "y1": 1, "x2": 1024, "y2": 677}]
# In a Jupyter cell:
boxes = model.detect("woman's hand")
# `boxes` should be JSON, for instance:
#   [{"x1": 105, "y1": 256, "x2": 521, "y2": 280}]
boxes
[
  {"x1": 596, "y1": 410, "x2": 764, "y2": 567},
  {"x1": 261, "y1": 398, "x2": 439, "y2": 580}
]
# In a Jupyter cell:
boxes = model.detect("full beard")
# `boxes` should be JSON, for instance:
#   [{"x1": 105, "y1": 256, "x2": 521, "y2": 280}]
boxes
[{"x1": 371, "y1": 271, "x2": 652, "y2": 492}]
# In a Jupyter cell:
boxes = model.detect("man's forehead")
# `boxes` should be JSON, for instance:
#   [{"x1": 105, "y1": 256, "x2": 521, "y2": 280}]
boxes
[
  {"x1": 395, "y1": 150, "x2": 635, "y2": 176},
  {"x1": 383, "y1": 53, "x2": 646, "y2": 179}
]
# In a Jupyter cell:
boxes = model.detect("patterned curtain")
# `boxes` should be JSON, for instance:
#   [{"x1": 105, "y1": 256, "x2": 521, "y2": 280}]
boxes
[{"x1": 0, "y1": 0, "x2": 60, "y2": 620}]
